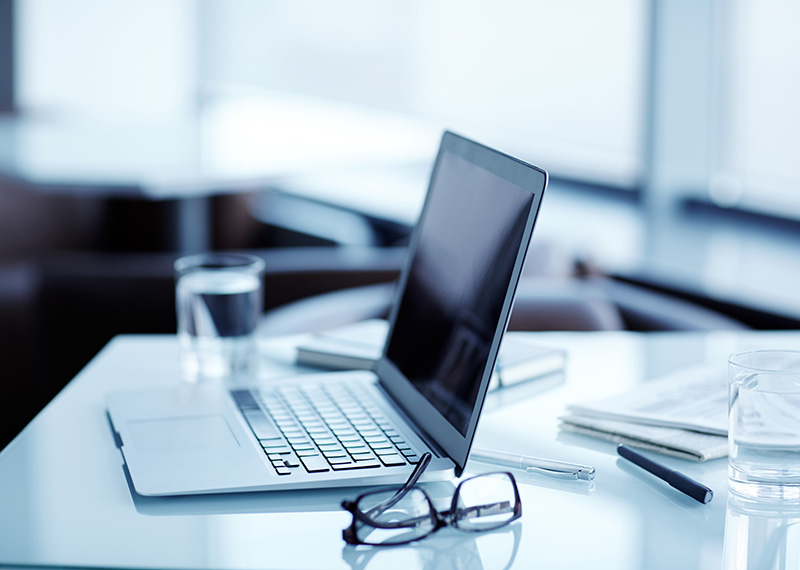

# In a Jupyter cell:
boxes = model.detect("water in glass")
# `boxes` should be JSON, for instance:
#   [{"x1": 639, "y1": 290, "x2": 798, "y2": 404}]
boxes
[{"x1": 177, "y1": 269, "x2": 261, "y2": 382}]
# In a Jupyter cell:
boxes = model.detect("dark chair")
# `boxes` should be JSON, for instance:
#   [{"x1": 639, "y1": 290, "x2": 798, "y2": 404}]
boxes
[
  {"x1": 259, "y1": 277, "x2": 628, "y2": 337},
  {"x1": 258, "y1": 237, "x2": 750, "y2": 336},
  {"x1": 259, "y1": 273, "x2": 750, "y2": 338}
]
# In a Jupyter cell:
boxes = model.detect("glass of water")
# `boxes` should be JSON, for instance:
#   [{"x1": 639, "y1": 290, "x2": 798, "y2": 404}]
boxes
[
  {"x1": 728, "y1": 350, "x2": 800, "y2": 501},
  {"x1": 175, "y1": 252, "x2": 265, "y2": 383}
]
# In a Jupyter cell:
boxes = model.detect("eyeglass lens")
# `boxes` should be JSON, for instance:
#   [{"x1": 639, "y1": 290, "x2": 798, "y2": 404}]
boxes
[
  {"x1": 453, "y1": 472, "x2": 519, "y2": 531},
  {"x1": 354, "y1": 487, "x2": 437, "y2": 545}
]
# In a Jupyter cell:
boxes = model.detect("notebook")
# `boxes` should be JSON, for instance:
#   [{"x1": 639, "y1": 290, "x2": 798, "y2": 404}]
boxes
[{"x1": 106, "y1": 131, "x2": 548, "y2": 496}]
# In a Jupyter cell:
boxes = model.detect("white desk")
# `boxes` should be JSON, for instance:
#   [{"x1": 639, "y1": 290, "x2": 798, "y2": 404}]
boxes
[{"x1": 1, "y1": 331, "x2": 799, "y2": 569}]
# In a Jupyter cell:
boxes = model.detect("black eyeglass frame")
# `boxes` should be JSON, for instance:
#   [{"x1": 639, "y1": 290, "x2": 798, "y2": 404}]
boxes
[{"x1": 341, "y1": 453, "x2": 522, "y2": 546}]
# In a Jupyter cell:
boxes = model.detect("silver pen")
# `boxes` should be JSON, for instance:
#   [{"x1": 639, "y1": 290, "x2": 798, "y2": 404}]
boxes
[{"x1": 471, "y1": 448, "x2": 596, "y2": 481}]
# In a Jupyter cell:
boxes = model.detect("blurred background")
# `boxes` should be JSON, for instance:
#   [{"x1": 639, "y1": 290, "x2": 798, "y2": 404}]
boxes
[{"x1": 1, "y1": 0, "x2": 799, "y2": 450}]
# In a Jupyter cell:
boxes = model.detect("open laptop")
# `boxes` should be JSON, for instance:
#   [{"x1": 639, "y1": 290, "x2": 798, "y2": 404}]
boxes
[{"x1": 107, "y1": 131, "x2": 548, "y2": 496}]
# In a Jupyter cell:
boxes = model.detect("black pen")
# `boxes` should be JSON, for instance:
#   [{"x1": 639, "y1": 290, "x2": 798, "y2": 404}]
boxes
[{"x1": 617, "y1": 445, "x2": 713, "y2": 504}]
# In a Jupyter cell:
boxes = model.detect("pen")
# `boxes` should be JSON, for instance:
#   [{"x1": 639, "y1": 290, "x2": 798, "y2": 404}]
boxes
[
  {"x1": 617, "y1": 445, "x2": 713, "y2": 504},
  {"x1": 471, "y1": 448, "x2": 596, "y2": 481}
]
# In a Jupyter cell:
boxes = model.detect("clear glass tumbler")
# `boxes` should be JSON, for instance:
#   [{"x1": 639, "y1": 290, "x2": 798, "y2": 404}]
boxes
[
  {"x1": 728, "y1": 350, "x2": 800, "y2": 501},
  {"x1": 174, "y1": 252, "x2": 265, "y2": 383}
]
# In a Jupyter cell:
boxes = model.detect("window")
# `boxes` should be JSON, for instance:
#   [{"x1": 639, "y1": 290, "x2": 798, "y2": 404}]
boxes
[
  {"x1": 16, "y1": 0, "x2": 198, "y2": 122},
  {"x1": 201, "y1": 0, "x2": 646, "y2": 188},
  {"x1": 710, "y1": 0, "x2": 800, "y2": 218}
]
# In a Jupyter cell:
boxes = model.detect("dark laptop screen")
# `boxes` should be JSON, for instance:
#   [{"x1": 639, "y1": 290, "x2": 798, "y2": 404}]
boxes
[{"x1": 385, "y1": 149, "x2": 536, "y2": 436}]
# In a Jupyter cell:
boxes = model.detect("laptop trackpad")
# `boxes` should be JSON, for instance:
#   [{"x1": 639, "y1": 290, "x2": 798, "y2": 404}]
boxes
[{"x1": 129, "y1": 416, "x2": 239, "y2": 453}]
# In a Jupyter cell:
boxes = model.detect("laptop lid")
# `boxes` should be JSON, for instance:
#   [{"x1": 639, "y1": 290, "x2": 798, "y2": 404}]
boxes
[{"x1": 375, "y1": 131, "x2": 548, "y2": 477}]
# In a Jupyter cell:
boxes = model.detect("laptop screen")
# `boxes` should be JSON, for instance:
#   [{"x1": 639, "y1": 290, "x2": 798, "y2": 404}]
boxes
[{"x1": 378, "y1": 131, "x2": 547, "y2": 473}]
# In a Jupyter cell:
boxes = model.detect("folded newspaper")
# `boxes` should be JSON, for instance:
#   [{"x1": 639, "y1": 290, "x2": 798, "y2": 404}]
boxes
[{"x1": 561, "y1": 363, "x2": 729, "y2": 462}]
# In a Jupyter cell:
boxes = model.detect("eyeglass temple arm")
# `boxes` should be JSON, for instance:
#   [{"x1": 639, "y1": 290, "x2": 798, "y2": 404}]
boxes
[{"x1": 362, "y1": 452, "x2": 432, "y2": 519}]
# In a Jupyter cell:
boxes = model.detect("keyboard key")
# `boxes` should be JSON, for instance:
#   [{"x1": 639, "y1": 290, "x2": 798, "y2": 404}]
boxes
[
  {"x1": 259, "y1": 435, "x2": 283, "y2": 443},
  {"x1": 286, "y1": 436, "x2": 311, "y2": 444},
  {"x1": 243, "y1": 410, "x2": 281, "y2": 440},
  {"x1": 230, "y1": 389, "x2": 260, "y2": 409},
  {"x1": 331, "y1": 460, "x2": 381, "y2": 470},
  {"x1": 311, "y1": 435, "x2": 336, "y2": 444},
  {"x1": 363, "y1": 435, "x2": 387, "y2": 443},
  {"x1": 300, "y1": 455, "x2": 330, "y2": 473},
  {"x1": 378, "y1": 455, "x2": 407, "y2": 467},
  {"x1": 327, "y1": 456, "x2": 353, "y2": 465},
  {"x1": 322, "y1": 449, "x2": 347, "y2": 458},
  {"x1": 283, "y1": 454, "x2": 301, "y2": 468},
  {"x1": 296, "y1": 449, "x2": 321, "y2": 457},
  {"x1": 374, "y1": 448, "x2": 401, "y2": 456},
  {"x1": 275, "y1": 466, "x2": 291, "y2": 476},
  {"x1": 261, "y1": 442, "x2": 291, "y2": 452},
  {"x1": 352, "y1": 452, "x2": 377, "y2": 461}
]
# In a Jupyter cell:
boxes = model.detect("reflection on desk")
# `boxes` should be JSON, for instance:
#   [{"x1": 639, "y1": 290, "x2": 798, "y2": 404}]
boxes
[
  {"x1": 723, "y1": 490, "x2": 800, "y2": 570},
  {"x1": 130, "y1": 467, "x2": 457, "y2": 518},
  {"x1": 342, "y1": 524, "x2": 522, "y2": 570}
]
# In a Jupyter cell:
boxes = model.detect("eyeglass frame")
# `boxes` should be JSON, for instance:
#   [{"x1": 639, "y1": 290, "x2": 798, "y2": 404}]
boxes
[{"x1": 341, "y1": 452, "x2": 522, "y2": 546}]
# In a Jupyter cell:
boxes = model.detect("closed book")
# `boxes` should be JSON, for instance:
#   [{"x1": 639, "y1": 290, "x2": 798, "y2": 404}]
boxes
[{"x1": 295, "y1": 319, "x2": 566, "y2": 391}]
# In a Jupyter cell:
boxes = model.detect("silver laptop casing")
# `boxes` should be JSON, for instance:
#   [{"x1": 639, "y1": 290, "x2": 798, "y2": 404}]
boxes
[{"x1": 107, "y1": 370, "x2": 454, "y2": 496}]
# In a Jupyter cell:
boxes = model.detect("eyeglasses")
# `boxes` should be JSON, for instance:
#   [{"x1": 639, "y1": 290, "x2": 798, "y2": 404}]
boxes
[{"x1": 341, "y1": 452, "x2": 522, "y2": 546}]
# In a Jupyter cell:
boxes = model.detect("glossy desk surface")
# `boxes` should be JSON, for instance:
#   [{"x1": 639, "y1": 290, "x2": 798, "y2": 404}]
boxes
[{"x1": 1, "y1": 331, "x2": 799, "y2": 570}]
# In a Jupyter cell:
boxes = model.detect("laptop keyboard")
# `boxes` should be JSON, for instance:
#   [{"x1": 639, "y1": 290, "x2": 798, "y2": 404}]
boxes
[{"x1": 231, "y1": 383, "x2": 421, "y2": 476}]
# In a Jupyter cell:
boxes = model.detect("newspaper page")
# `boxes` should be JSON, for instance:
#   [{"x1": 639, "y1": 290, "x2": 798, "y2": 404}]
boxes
[{"x1": 565, "y1": 363, "x2": 729, "y2": 436}]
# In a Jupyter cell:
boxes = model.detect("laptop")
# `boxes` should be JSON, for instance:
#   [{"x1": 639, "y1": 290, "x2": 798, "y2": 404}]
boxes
[{"x1": 107, "y1": 131, "x2": 548, "y2": 496}]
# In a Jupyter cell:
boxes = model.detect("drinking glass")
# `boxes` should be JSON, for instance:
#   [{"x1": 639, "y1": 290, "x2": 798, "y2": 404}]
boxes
[
  {"x1": 175, "y1": 252, "x2": 265, "y2": 383},
  {"x1": 728, "y1": 350, "x2": 800, "y2": 500}
]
